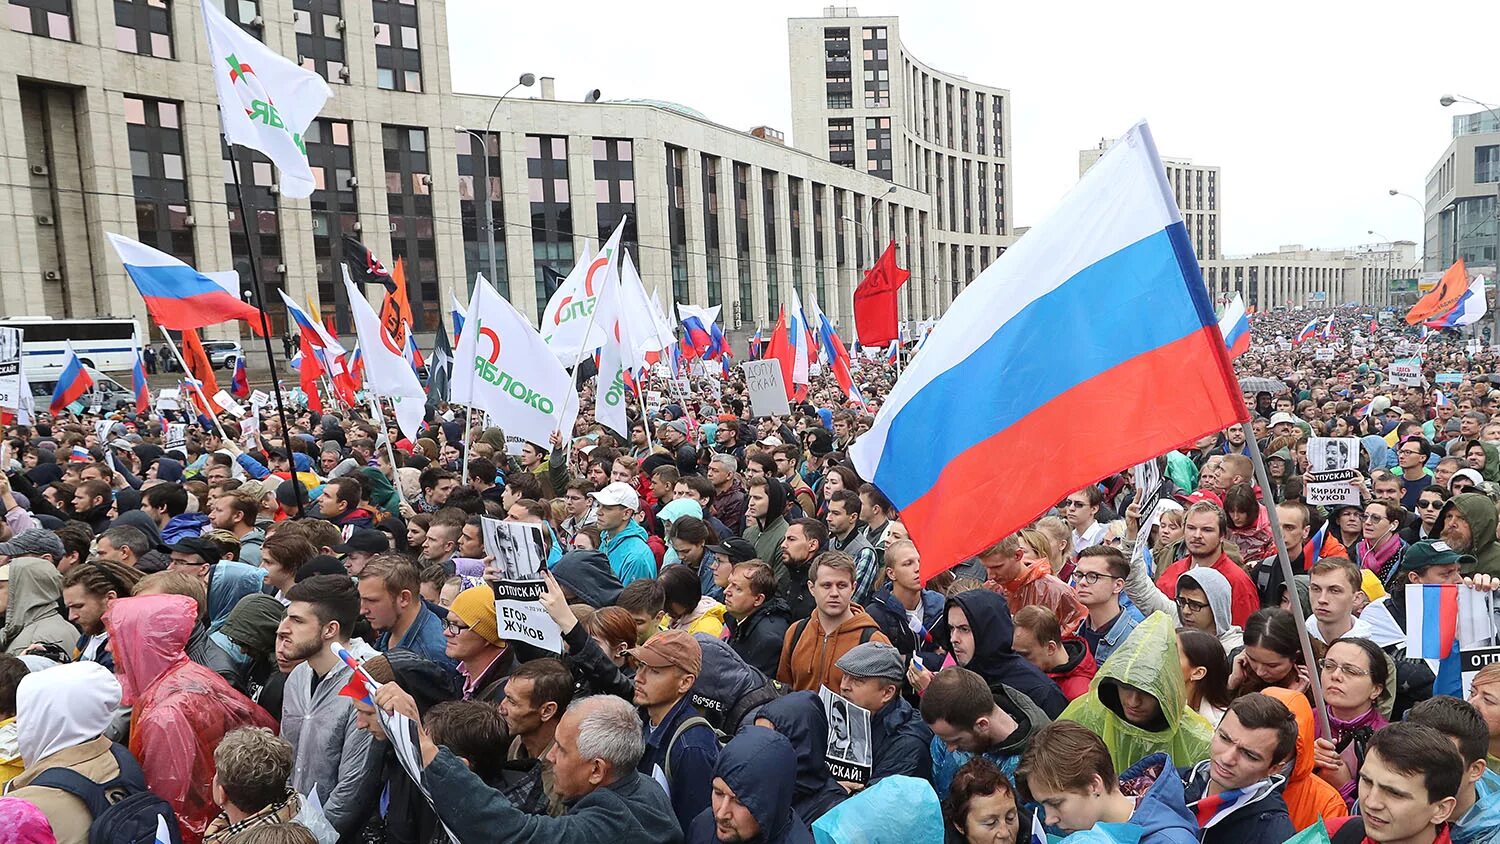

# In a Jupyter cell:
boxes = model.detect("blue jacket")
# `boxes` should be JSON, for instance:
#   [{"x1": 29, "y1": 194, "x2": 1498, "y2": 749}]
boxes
[
  {"x1": 376, "y1": 604, "x2": 459, "y2": 675},
  {"x1": 161, "y1": 512, "x2": 210, "y2": 545},
  {"x1": 1113, "y1": 754, "x2": 1199, "y2": 844},
  {"x1": 1082, "y1": 601, "x2": 1146, "y2": 665},
  {"x1": 687, "y1": 727, "x2": 812, "y2": 844},
  {"x1": 206, "y1": 561, "x2": 268, "y2": 631},
  {"x1": 602, "y1": 520, "x2": 657, "y2": 584},
  {"x1": 1454, "y1": 767, "x2": 1500, "y2": 844},
  {"x1": 864, "y1": 585, "x2": 946, "y2": 670},
  {"x1": 424, "y1": 749, "x2": 683, "y2": 844},
  {"x1": 869, "y1": 695, "x2": 933, "y2": 783},
  {"x1": 638, "y1": 694, "x2": 720, "y2": 836},
  {"x1": 758, "y1": 692, "x2": 849, "y2": 824}
]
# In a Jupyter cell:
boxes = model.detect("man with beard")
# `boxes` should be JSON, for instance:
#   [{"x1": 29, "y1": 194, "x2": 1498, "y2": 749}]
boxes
[
  {"x1": 1435, "y1": 492, "x2": 1500, "y2": 577},
  {"x1": 277, "y1": 574, "x2": 383, "y2": 838}
]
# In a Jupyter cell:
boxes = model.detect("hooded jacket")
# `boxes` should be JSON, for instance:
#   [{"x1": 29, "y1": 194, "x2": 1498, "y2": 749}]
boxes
[
  {"x1": 1059, "y1": 611, "x2": 1213, "y2": 771},
  {"x1": 757, "y1": 692, "x2": 848, "y2": 824},
  {"x1": 996, "y1": 559, "x2": 1087, "y2": 635},
  {"x1": 161, "y1": 511, "x2": 210, "y2": 545},
  {"x1": 933, "y1": 589, "x2": 1068, "y2": 718},
  {"x1": 1439, "y1": 493, "x2": 1500, "y2": 577},
  {"x1": 1452, "y1": 767, "x2": 1500, "y2": 844},
  {"x1": 690, "y1": 634, "x2": 785, "y2": 737},
  {"x1": 930, "y1": 683, "x2": 1050, "y2": 796},
  {"x1": 666, "y1": 596, "x2": 727, "y2": 638},
  {"x1": 4, "y1": 662, "x2": 125, "y2": 844},
  {"x1": 869, "y1": 694, "x2": 934, "y2": 783},
  {"x1": 745, "y1": 480, "x2": 790, "y2": 584},
  {"x1": 206, "y1": 560, "x2": 267, "y2": 631},
  {"x1": 104, "y1": 594, "x2": 276, "y2": 844},
  {"x1": 726, "y1": 595, "x2": 793, "y2": 677},
  {"x1": 776, "y1": 605, "x2": 889, "y2": 693},
  {"x1": 552, "y1": 550, "x2": 625, "y2": 607},
  {"x1": 601, "y1": 519, "x2": 658, "y2": 585},
  {"x1": 422, "y1": 746, "x2": 683, "y2": 844},
  {"x1": 686, "y1": 727, "x2": 812, "y2": 844},
  {"x1": 1154, "y1": 548, "x2": 1260, "y2": 628},
  {"x1": 280, "y1": 642, "x2": 384, "y2": 836},
  {"x1": 864, "y1": 584, "x2": 947, "y2": 670},
  {"x1": 1180, "y1": 759, "x2": 1294, "y2": 844},
  {"x1": 112, "y1": 509, "x2": 170, "y2": 572},
  {"x1": 1113, "y1": 753, "x2": 1200, "y2": 844},
  {"x1": 0, "y1": 556, "x2": 78, "y2": 655},
  {"x1": 638, "y1": 693, "x2": 719, "y2": 835},
  {"x1": 360, "y1": 467, "x2": 402, "y2": 516},
  {"x1": 1048, "y1": 638, "x2": 1099, "y2": 701},
  {"x1": 1261, "y1": 687, "x2": 1349, "y2": 831},
  {"x1": 1177, "y1": 567, "x2": 1244, "y2": 652}
]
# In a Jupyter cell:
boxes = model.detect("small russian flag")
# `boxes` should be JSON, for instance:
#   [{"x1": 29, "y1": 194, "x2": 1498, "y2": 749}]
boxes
[
  {"x1": 885, "y1": 340, "x2": 899, "y2": 366},
  {"x1": 49, "y1": 342, "x2": 94, "y2": 416},
  {"x1": 1404, "y1": 581, "x2": 1491, "y2": 661},
  {"x1": 132, "y1": 350, "x2": 150, "y2": 415},
  {"x1": 231, "y1": 356, "x2": 249, "y2": 398},
  {"x1": 69, "y1": 445, "x2": 92, "y2": 463},
  {"x1": 1293, "y1": 319, "x2": 1318, "y2": 345},
  {"x1": 332, "y1": 642, "x2": 377, "y2": 706}
]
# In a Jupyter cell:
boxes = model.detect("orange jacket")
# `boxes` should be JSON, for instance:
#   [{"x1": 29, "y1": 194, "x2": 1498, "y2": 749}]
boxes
[
  {"x1": 776, "y1": 607, "x2": 890, "y2": 692},
  {"x1": 996, "y1": 560, "x2": 1086, "y2": 635},
  {"x1": 1263, "y1": 687, "x2": 1348, "y2": 831}
]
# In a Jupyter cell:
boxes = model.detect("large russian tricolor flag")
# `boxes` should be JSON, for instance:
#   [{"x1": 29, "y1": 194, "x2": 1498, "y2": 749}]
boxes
[
  {"x1": 106, "y1": 233, "x2": 266, "y2": 334},
  {"x1": 1217, "y1": 293, "x2": 1250, "y2": 359},
  {"x1": 1293, "y1": 319, "x2": 1318, "y2": 345},
  {"x1": 49, "y1": 342, "x2": 94, "y2": 416},
  {"x1": 850, "y1": 122, "x2": 1247, "y2": 579}
]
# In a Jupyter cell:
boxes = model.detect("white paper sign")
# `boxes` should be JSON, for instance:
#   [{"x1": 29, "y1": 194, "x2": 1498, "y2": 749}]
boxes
[
  {"x1": 742, "y1": 360, "x2": 791, "y2": 417},
  {"x1": 213, "y1": 389, "x2": 247, "y2": 418},
  {"x1": 1463, "y1": 646, "x2": 1500, "y2": 697},
  {"x1": 819, "y1": 686, "x2": 872, "y2": 785},
  {"x1": 1315, "y1": 348, "x2": 1335, "y2": 362},
  {"x1": 1276, "y1": 339, "x2": 1293, "y2": 352},
  {"x1": 94, "y1": 420, "x2": 113, "y2": 444},
  {"x1": 1132, "y1": 457, "x2": 1163, "y2": 527},
  {"x1": 156, "y1": 388, "x2": 180, "y2": 412},
  {"x1": 250, "y1": 389, "x2": 271, "y2": 408},
  {"x1": 164, "y1": 422, "x2": 187, "y2": 452},
  {"x1": 0, "y1": 328, "x2": 22, "y2": 411},
  {"x1": 483, "y1": 518, "x2": 561, "y2": 652},
  {"x1": 1389, "y1": 361, "x2": 1424, "y2": 387},
  {"x1": 1306, "y1": 437, "x2": 1361, "y2": 507}
]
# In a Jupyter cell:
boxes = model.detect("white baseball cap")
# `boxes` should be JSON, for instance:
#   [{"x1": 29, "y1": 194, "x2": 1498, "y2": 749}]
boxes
[
  {"x1": 1269, "y1": 411, "x2": 1298, "y2": 427},
  {"x1": 590, "y1": 481, "x2": 640, "y2": 510}
]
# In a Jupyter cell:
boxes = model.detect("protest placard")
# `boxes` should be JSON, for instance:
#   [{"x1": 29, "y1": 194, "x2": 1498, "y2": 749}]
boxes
[
  {"x1": 742, "y1": 360, "x2": 791, "y2": 417},
  {"x1": 156, "y1": 388, "x2": 180, "y2": 412},
  {"x1": 819, "y1": 687, "x2": 872, "y2": 786},
  {"x1": 94, "y1": 420, "x2": 113, "y2": 445},
  {"x1": 1276, "y1": 339, "x2": 1293, "y2": 351},
  {"x1": 1132, "y1": 457, "x2": 1164, "y2": 527},
  {"x1": 0, "y1": 328, "x2": 21, "y2": 412},
  {"x1": 1436, "y1": 372, "x2": 1464, "y2": 384},
  {"x1": 249, "y1": 389, "x2": 271, "y2": 408},
  {"x1": 483, "y1": 518, "x2": 561, "y2": 652},
  {"x1": 1305, "y1": 437, "x2": 1361, "y2": 507},
  {"x1": 213, "y1": 389, "x2": 246, "y2": 418},
  {"x1": 1314, "y1": 348, "x2": 1334, "y2": 362},
  {"x1": 164, "y1": 422, "x2": 187, "y2": 452},
  {"x1": 1388, "y1": 361, "x2": 1424, "y2": 387},
  {"x1": 1463, "y1": 646, "x2": 1500, "y2": 697}
]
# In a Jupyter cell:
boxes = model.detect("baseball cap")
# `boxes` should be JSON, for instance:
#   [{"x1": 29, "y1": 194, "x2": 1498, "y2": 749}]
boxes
[
  {"x1": 758, "y1": 435, "x2": 784, "y2": 448},
  {"x1": 1183, "y1": 489, "x2": 1223, "y2": 508},
  {"x1": 1269, "y1": 411, "x2": 1298, "y2": 427},
  {"x1": 1400, "y1": 539, "x2": 1474, "y2": 574},
  {"x1": 0, "y1": 528, "x2": 66, "y2": 560},
  {"x1": 590, "y1": 481, "x2": 640, "y2": 510},
  {"x1": 706, "y1": 537, "x2": 757, "y2": 564},
  {"x1": 275, "y1": 480, "x2": 310, "y2": 508},
  {"x1": 167, "y1": 536, "x2": 222, "y2": 563},
  {"x1": 835, "y1": 641, "x2": 905, "y2": 683},
  {"x1": 332, "y1": 528, "x2": 391, "y2": 556},
  {"x1": 626, "y1": 629, "x2": 702, "y2": 675}
]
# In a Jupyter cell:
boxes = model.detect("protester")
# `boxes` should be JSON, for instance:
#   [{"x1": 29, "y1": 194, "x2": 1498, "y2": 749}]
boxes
[
  {"x1": 686, "y1": 726, "x2": 811, "y2": 844},
  {"x1": 943, "y1": 757, "x2": 1021, "y2": 844},
  {"x1": 1261, "y1": 686, "x2": 1349, "y2": 830},
  {"x1": 834, "y1": 641, "x2": 935, "y2": 782},
  {"x1": 628, "y1": 628, "x2": 719, "y2": 835},
  {"x1": 924, "y1": 588, "x2": 1067, "y2": 719},
  {"x1": 357, "y1": 553, "x2": 457, "y2": 673},
  {"x1": 919, "y1": 665, "x2": 1051, "y2": 796},
  {"x1": 202, "y1": 727, "x2": 301, "y2": 842},
  {"x1": 723, "y1": 559, "x2": 793, "y2": 676},
  {"x1": 1326, "y1": 722, "x2": 1464, "y2": 844},
  {"x1": 1407, "y1": 696, "x2": 1500, "y2": 843},
  {"x1": 776, "y1": 551, "x2": 889, "y2": 692},
  {"x1": 591, "y1": 482, "x2": 657, "y2": 584},
  {"x1": 1071, "y1": 545, "x2": 1145, "y2": 665},
  {"x1": 1011, "y1": 605, "x2": 1097, "y2": 701},
  {"x1": 754, "y1": 691, "x2": 850, "y2": 824}
]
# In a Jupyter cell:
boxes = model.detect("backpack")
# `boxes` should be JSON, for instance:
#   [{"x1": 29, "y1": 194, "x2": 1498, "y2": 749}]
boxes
[
  {"x1": 662, "y1": 714, "x2": 716, "y2": 782},
  {"x1": 32, "y1": 743, "x2": 183, "y2": 844}
]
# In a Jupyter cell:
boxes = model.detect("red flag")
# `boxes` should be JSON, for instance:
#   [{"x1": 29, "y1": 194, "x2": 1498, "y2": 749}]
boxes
[
  {"x1": 298, "y1": 332, "x2": 324, "y2": 413},
  {"x1": 180, "y1": 330, "x2": 221, "y2": 416},
  {"x1": 853, "y1": 241, "x2": 909, "y2": 346},
  {"x1": 764, "y1": 306, "x2": 796, "y2": 400}
]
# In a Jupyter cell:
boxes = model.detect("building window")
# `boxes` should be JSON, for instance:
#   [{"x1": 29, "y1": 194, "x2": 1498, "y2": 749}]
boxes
[
  {"x1": 865, "y1": 117, "x2": 892, "y2": 180},
  {"x1": 975, "y1": 92, "x2": 986, "y2": 155},
  {"x1": 948, "y1": 157, "x2": 957, "y2": 229},
  {"x1": 293, "y1": 0, "x2": 346, "y2": 84},
  {"x1": 372, "y1": 0, "x2": 422, "y2": 91},
  {"x1": 853, "y1": 195, "x2": 865, "y2": 268},
  {"x1": 1477, "y1": 145, "x2": 1500, "y2": 185},
  {"x1": 789, "y1": 176, "x2": 804, "y2": 299},
  {"x1": 992, "y1": 95, "x2": 1005, "y2": 157},
  {"x1": 8, "y1": 0, "x2": 74, "y2": 41},
  {"x1": 824, "y1": 26, "x2": 852, "y2": 111},
  {"x1": 125, "y1": 96, "x2": 194, "y2": 265},
  {"x1": 528, "y1": 134, "x2": 573, "y2": 316},
  {"x1": 115, "y1": 0, "x2": 172, "y2": 58},
  {"x1": 977, "y1": 162, "x2": 988, "y2": 235},
  {"x1": 734, "y1": 162, "x2": 752, "y2": 321},
  {"x1": 222, "y1": 141, "x2": 284, "y2": 330},
  {"x1": 593, "y1": 138, "x2": 637, "y2": 259},
  {"x1": 959, "y1": 89, "x2": 970, "y2": 153},
  {"x1": 457, "y1": 130, "x2": 507, "y2": 297},
  {"x1": 828, "y1": 118, "x2": 854, "y2": 168},
  {"x1": 764, "y1": 171, "x2": 779, "y2": 317},
  {"x1": 995, "y1": 162, "x2": 1005, "y2": 233},
  {"x1": 812, "y1": 182, "x2": 826, "y2": 307},
  {"x1": 304, "y1": 118, "x2": 356, "y2": 328},
  {"x1": 962, "y1": 160, "x2": 972, "y2": 234},
  {"x1": 861, "y1": 25, "x2": 889, "y2": 108},
  {"x1": 208, "y1": 0, "x2": 261, "y2": 33},
  {"x1": 383, "y1": 125, "x2": 437, "y2": 329},
  {"x1": 703, "y1": 154, "x2": 722, "y2": 307},
  {"x1": 666, "y1": 145, "x2": 689, "y2": 304},
  {"x1": 833, "y1": 187, "x2": 847, "y2": 267}
]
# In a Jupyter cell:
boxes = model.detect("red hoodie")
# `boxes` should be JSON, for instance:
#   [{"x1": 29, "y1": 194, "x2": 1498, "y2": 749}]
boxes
[{"x1": 1047, "y1": 637, "x2": 1098, "y2": 700}]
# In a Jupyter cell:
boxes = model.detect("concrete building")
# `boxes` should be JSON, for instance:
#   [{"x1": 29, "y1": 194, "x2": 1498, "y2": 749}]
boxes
[
  {"x1": 1201, "y1": 242, "x2": 1413, "y2": 311},
  {"x1": 1424, "y1": 110, "x2": 1499, "y2": 276},
  {"x1": 788, "y1": 7, "x2": 1015, "y2": 304},
  {"x1": 0, "y1": 0, "x2": 945, "y2": 348},
  {"x1": 1080, "y1": 138, "x2": 1220, "y2": 260}
]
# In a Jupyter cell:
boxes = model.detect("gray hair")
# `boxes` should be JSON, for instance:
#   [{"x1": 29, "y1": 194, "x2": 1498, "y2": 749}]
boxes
[
  {"x1": 568, "y1": 694, "x2": 645, "y2": 773},
  {"x1": 99, "y1": 526, "x2": 150, "y2": 558},
  {"x1": 710, "y1": 453, "x2": 738, "y2": 474}
]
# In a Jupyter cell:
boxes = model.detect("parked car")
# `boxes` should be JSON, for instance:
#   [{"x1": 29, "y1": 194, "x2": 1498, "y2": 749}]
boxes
[
  {"x1": 203, "y1": 341, "x2": 242, "y2": 370},
  {"x1": 28, "y1": 367, "x2": 135, "y2": 412}
]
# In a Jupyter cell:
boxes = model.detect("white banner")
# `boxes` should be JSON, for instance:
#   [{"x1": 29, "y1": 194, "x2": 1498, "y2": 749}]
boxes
[
  {"x1": 343, "y1": 269, "x2": 425, "y2": 440},
  {"x1": 0, "y1": 328, "x2": 22, "y2": 411},
  {"x1": 213, "y1": 389, "x2": 246, "y2": 418},
  {"x1": 1306, "y1": 437, "x2": 1361, "y2": 507},
  {"x1": 1388, "y1": 361, "x2": 1424, "y2": 387},
  {"x1": 540, "y1": 220, "x2": 624, "y2": 364}
]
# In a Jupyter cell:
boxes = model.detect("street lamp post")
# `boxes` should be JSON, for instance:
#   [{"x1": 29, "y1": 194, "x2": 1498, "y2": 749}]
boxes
[
  {"x1": 456, "y1": 72, "x2": 535, "y2": 296},
  {"x1": 1440, "y1": 94, "x2": 1500, "y2": 342}
]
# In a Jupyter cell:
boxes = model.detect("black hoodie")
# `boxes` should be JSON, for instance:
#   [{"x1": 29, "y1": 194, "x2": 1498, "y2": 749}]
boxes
[
  {"x1": 933, "y1": 590, "x2": 1068, "y2": 718},
  {"x1": 686, "y1": 726, "x2": 812, "y2": 844},
  {"x1": 757, "y1": 691, "x2": 848, "y2": 825},
  {"x1": 551, "y1": 549, "x2": 625, "y2": 608}
]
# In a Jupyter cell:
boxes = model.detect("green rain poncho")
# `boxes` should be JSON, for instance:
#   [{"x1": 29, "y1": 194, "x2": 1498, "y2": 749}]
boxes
[
  {"x1": 1058, "y1": 611, "x2": 1212, "y2": 772},
  {"x1": 361, "y1": 467, "x2": 401, "y2": 517}
]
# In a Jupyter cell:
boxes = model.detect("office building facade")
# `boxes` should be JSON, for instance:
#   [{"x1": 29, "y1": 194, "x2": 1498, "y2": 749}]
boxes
[{"x1": 1424, "y1": 111, "x2": 1499, "y2": 274}]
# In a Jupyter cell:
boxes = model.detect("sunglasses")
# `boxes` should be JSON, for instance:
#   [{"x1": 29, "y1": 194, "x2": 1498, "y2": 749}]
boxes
[{"x1": 1417, "y1": 499, "x2": 1445, "y2": 510}]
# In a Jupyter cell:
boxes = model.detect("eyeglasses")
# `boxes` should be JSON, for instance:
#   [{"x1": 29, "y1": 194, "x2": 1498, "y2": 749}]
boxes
[
  {"x1": 442, "y1": 620, "x2": 470, "y2": 635},
  {"x1": 1318, "y1": 658, "x2": 1371, "y2": 679},
  {"x1": 1175, "y1": 595, "x2": 1210, "y2": 613},
  {"x1": 1062, "y1": 500, "x2": 1089, "y2": 509},
  {"x1": 1418, "y1": 499, "x2": 1445, "y2": 510},
  {"x1": 1398, "y1": 449, "x2": 1424, "y2": 457},
  {"x1": 1074, "y1": 571, "x2": 1122, "y2": 586},
  {"x1": 1362, "y1": 513, "x2": 1389, "y2": 522}
]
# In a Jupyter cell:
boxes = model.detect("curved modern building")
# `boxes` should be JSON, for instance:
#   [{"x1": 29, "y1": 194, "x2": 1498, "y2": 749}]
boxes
[{"x1": 789, "y1": 8, "x2": 1015, "y2": 310}]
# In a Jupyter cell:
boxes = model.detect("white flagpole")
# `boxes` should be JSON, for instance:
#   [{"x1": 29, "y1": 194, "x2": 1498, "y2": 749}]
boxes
[
  {"x1": 459, "y1": 309, "x2": 480, "y2": 486},
  {"x1": 160, "y1": 331, "x2": 232, "y2": 443},
  {"x1": 366, "y1": 393, "x2": 406, "y2": 507}
]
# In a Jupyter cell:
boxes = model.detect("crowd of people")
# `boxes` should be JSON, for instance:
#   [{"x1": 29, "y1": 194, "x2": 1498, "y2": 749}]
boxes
[{"x1": 0, "y1": 304, "x2": 1497, "y2": 844}]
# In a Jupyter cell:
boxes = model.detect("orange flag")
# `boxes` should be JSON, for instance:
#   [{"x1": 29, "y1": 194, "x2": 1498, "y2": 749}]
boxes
[
  {"x1": 1406, "y1": 259, "x2": 1470, "y2": 325},
  {"x1": 180, "y1": 329, "x2": 222, "y2": 416},
  {"x1": 378, "y1": 257, "x2": 415, "y2": 352}
]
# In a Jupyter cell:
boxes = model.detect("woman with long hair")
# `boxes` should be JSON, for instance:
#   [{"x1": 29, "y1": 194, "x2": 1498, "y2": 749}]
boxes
[
  {"x1": 1353, "y1": 500, "x2": 1406, "y2": 586},
  {"x1": 1228, "y1": 607, "x2": 1309, "y2": 696},
  {"x1": 1224, "y1": 483, "x2": 1273, "y2": 563},
  {"x1": 1177, "y1": 627, "x2": 1232, "y2": 727}
]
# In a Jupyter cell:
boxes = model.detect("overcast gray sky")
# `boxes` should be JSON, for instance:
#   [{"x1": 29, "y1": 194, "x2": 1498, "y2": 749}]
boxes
[{"x1": 446, "y1": 0, "x2": 1495, "y2": 259}]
